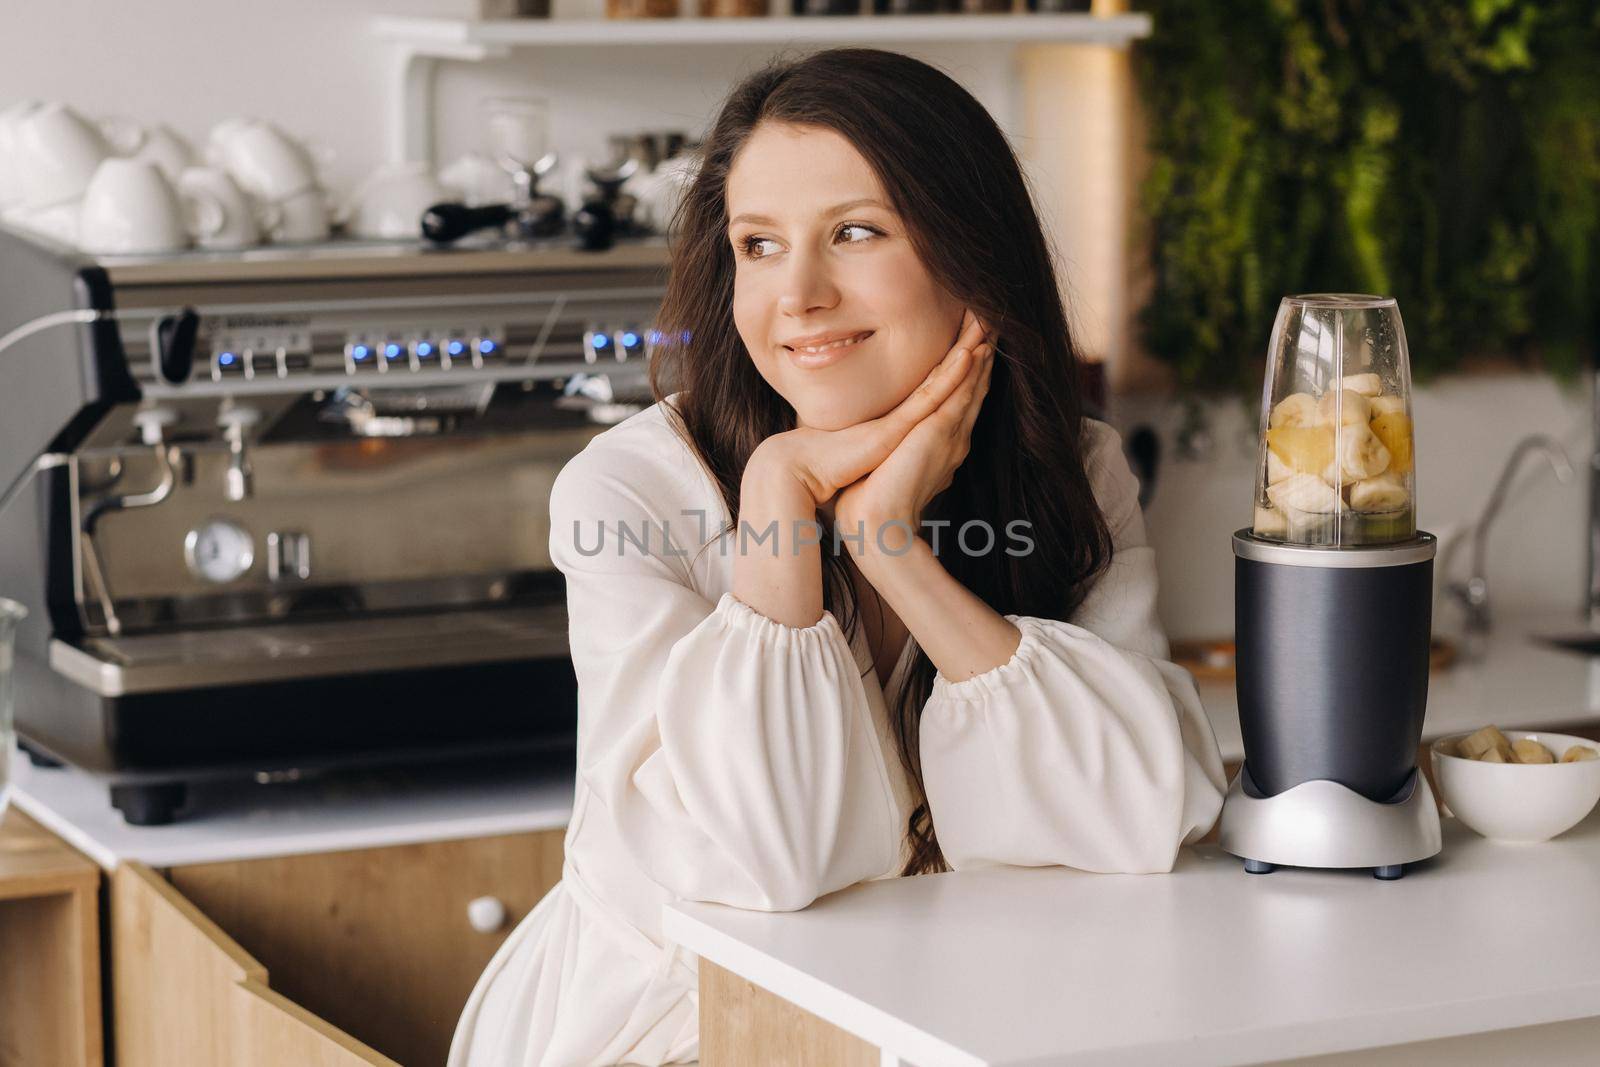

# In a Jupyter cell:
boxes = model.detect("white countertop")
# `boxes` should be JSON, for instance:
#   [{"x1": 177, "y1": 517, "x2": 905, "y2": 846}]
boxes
[
  {"x1": 11, "y1": 748, "x2": 575, "y2": 870},
  {"x1": 665, "y1": 808, "x2": 1600, "y2": 1067},
  {"x1": 1199, "y1": 610, "x2": 1600, "y2": 763}
]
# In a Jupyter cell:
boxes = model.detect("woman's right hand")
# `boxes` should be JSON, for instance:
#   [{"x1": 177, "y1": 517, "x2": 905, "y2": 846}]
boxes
[{"x1": 748, "y1": 310, "x2": 989, "y2": 505}]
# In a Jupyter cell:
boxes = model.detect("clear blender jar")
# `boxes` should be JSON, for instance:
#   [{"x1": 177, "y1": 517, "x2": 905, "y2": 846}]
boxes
[{"x1": 1252, "y1": 294, "x2": 1416, "y2": 547}]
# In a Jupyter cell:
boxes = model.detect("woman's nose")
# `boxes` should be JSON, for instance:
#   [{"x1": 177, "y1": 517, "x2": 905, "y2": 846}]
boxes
[{"x1": 776, "y1": 251, "x2": 840, "y2": 317}]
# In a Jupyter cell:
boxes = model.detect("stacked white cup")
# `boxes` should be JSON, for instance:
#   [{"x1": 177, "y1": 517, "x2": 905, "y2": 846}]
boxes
[{"x1": 206, "y1": 118, "x2": 331, "y2": 244}]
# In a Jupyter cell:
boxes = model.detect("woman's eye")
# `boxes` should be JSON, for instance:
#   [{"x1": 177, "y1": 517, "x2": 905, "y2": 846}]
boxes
[
  {"x1": 837, "y1": 223, "x2": 879, "y2": 244},
  {"x1": 737, "y1": 235, "x2": 778, "y2": 259}
]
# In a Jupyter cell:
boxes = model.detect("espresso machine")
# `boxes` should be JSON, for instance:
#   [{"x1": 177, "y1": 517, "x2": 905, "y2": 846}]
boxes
[
  {"x1": 1218, "y1": 293, "x2": 1442, "y2": 879},
  {"x1": 0, "y1": 224, "x2": 670, "y2": 823}
]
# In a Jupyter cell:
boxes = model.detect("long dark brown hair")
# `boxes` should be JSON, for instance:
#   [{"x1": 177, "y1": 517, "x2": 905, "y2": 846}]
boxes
[{"x1": 649, "y1": 48, "x2": 1114, "y2": 875}]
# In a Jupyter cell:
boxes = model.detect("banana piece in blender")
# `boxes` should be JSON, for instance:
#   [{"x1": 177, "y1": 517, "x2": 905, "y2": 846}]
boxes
[
  {"x1": 1350, "y1": 473, "x2": 1410, "y2": 512},
  {"x1": 1266, "y1": 448, "x2": 1294, "y2": 484},
  {"x1": 1460, "y1": 725, "x2": 1512, "y2": 760},
  {"x1": 1370, "y1": 412, "x2": 1413, "y2": 475},
  {"x1": 1480, "y1": 747, "x2": 1509, "y2": 763},
  {"x1": 1266, "y1": 425, "x2": 1336, "y2": 476},
  {"x1": 1270, "y1": 392, "x2": 1319, "y2": 429},
  {"x1": 1329, "y1": 424, "x2": 1391, "y2": 482},
  {"x1": 1316, "y1": 388, "x2": 1373, "y2": 426},
  {"x1": 1561, "y1": 745, "x2": 1599, "y2": 762},
  {"x1": 1511, "y1": 738, "x2": 1556, "y2": 764},
  {"x1": 1253, "y1": 505, "x2": 1289, "y2": 538},
  {"x1": 1267, "y1": 472, "x2": 1345, "y2": 514},
  {"x1": 1369, "y1": 393, "x2": 1407, "y2": 418},
  {"x1": 1338, "y1": 373, "x2": 1383, "y2": 396}
]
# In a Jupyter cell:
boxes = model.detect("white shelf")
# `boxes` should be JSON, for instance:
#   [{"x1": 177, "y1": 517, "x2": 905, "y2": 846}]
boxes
[
  {"x1": 374, "y1": 11, "x2": 1150, "y2": 167},
  {"x1": 375, "y1": 12, "x2": 1152, "y2": 52}
]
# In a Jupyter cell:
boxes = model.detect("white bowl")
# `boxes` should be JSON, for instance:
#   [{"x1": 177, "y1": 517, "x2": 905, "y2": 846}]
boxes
[{"x1": 1431, "y1": 730, "x2": 1600, "y2": 843}]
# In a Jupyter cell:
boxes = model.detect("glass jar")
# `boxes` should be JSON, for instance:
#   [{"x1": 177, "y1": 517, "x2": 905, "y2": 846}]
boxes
[
  {"x1": 1252, "y1": 294, "x2": 1417, "y2": 547},
  {"x1": 0, "y1": 598, "x2": 25, "y2": 822}
]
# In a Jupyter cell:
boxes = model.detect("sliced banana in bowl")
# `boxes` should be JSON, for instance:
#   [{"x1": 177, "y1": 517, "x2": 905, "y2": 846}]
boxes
[{"x1": 1430, "y1": 728, "x2": 1600, "y2": 842}]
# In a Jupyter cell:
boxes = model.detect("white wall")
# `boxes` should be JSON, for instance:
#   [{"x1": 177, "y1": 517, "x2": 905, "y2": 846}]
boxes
[{"x1": 1113, "y1": 372, "x2": 1594, "y2": 640}]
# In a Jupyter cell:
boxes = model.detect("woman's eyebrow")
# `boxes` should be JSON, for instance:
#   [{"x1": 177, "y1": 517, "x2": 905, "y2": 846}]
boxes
[{"x1": 727, "y1": 198, "x2": 890, "y2": 228}]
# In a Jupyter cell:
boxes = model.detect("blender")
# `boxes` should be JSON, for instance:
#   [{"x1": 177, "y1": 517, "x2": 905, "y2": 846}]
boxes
[{"x1": 1218, "y1": 294, "x2": 1442, "y2": 879}]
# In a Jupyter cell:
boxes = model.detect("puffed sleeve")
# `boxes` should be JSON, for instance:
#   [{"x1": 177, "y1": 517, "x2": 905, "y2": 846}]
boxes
[
  {"x1": 918, "y1": 420, "x2": 1227, "y2": 874},
  {"x1": 549, "y1": 424, "x2": 900, "y2": 912}
]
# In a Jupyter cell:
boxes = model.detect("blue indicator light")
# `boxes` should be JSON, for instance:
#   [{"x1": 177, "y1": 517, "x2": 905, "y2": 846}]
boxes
[
  {"x1": 219, "y1": 352, "x2": 237, "y2": 366},
  {"x1": 479, "y1": 339, "x2": 497, "y2": 354},
  {"x1": 416, "y1": 341, "x2": 434, "y2": 358},
  {"x1": 621, "y1": 331, "x2": 639, "y2": 348},
  {"x1": 384, "y1": 343, "x2": 403, "y2": 360},
  {"x1": 592, "y1": 333, "x2": 610, "y2": 348},
  {"x1": 351, "y1": 344, "x2": 371, "y2": 361},
  {"x1": 447, "y1": 340, "x2": 465, "y2": 356},
  {"x1": 680, "y1": 330, "x2": 692, "y2": 344},
  {"x1": 646, "y1": 329, "x2": 663, "y2": 345}
]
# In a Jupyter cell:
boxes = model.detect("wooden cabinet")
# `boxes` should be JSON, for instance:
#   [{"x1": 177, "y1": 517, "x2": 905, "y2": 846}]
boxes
[
  {"x1": 1, "y1": 810, "x2": 566, "y2": 1067},
  {"x1": 0, "y1": 809, "x2": 102, "y2": 1067},
  {"x1": 111, "y1": 860, "x2": 396, "y2": 1067},
  {"x1": 156, "y1": 829, "x2": 565, "y2": 1067}
]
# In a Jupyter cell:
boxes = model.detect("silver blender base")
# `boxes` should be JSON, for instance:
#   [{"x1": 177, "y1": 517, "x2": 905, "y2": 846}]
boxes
[{"x1": 1218, "y1": 764, "x2": 1442, "y2": 879}]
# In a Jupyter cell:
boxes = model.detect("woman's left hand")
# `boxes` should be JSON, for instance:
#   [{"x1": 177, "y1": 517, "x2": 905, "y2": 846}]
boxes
[{"x1": 833, "y1": 311, "x2": 995, "y2": 556}]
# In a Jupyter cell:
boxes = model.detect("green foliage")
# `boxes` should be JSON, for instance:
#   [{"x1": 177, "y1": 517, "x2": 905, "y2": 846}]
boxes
[{"x1": 1135, "y1": 0, "x2": 1600, "y2": 395}]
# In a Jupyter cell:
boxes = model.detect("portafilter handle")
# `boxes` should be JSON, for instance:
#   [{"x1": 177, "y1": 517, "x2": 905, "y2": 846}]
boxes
[{"x1": 421, "y1": 202, "x2": 515, "y2": 244}]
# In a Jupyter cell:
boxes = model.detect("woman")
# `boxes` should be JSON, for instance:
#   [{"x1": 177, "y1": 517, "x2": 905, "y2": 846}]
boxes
[{"x1": 450, "y1": 48, "x2": 1225, "y2": 1067}]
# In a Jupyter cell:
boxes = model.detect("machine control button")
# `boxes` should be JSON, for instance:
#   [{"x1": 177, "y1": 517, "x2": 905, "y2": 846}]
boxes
[
  {"x1": 583, "y1": 328, "x2": 611, "y2": 364},
  {"x1": 266, "y1": 531, "x2": 312, "y2": 582},
  {"x1": 615, "y1": 328, "x2": 643, "y2": 360},
  {"x1": 214, "y1": 349, "x2": 245, "y2": 376}
]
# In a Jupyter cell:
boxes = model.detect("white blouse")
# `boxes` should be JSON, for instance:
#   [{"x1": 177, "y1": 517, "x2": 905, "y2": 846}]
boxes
[{"x1": 448, "y1": 395, "x2": 1226, "y2": 1067}]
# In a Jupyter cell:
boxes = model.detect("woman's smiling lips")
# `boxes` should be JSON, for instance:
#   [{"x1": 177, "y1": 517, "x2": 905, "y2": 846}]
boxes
[{"x1": 781, "y1": 329, "x2": 875, "y2": 369}]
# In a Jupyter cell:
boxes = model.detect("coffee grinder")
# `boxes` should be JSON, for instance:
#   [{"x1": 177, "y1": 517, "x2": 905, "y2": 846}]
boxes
[{"x1": 1219, "y1": 294, "x2": 1442, "y2": 879}]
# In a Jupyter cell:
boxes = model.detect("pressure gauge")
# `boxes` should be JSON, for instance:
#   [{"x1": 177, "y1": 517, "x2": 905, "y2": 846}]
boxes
[{"x1": 184, "y1": 520, "x2": 255, "y2": 584}]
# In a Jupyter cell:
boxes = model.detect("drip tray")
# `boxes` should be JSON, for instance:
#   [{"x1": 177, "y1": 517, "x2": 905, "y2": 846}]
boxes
[{"x1": 50, "y1": 604, "x2": 570, "y2": 697}]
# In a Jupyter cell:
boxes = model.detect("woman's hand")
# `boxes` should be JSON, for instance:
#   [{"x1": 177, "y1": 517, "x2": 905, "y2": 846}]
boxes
[
  {"x1": 744, "y1": 311, "x2": 989, "y2": 506},
  {"x1": 834, "y1": 312, "x2": 995, "y2": 553}
]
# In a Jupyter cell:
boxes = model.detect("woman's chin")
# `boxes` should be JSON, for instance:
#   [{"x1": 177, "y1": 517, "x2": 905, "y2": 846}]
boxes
[
  {"x1": 796, "y1": 403, "x2": 874, "y2": 432},
  {"x1": 793, "y1": 390, "x2": 901, "y2": 432}
]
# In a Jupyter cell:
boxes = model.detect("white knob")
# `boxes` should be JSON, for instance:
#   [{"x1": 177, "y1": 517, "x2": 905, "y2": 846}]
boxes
[
  {"x1": 133, "y1": 408, "x2": 180, "y2": 446},
  {"x1": 467, "y1": 895, "x2": 507, "y2": 934}
]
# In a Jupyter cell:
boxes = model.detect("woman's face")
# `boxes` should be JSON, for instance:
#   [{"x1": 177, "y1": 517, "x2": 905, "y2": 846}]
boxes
[{"x1": 725, "y1": 122, "x2": 965, "y2": 431}]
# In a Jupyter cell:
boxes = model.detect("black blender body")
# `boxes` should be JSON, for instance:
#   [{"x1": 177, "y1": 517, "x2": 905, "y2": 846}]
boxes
[{"x1": 1234, "y1": 533, "x2": 1435, "y2": 801}]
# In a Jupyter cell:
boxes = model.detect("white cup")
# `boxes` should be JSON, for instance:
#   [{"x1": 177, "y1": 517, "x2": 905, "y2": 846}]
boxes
[
  {"x1": 438, "y1": 152, "x2": 516, "y2": 208},
  {"x1": 3, "y1": 199, "x2": 81, "y2": 246},
  {"x1": 12, "y1": 102, "x2": 112, "y2": 211},
  {"x1": 0, "y1": 99, "x2": 44, "y2": 209},
  {"x1": 207, "y1": 118, "x2": 318, "y2": 203},
  {"x1": 342, "y1": 162, "x2": 448, "y2": 239},
  {"x1": 266, "y1": 186, "x2": 331, "y2": 243},
  {"x1": 178, "y1": 166, "x2": 259, "y2": 249},
  {"x1": 131, "y1": 124, "x2": 196, "y2": 184},
  {"x1": 78, "y1": 158, "x2": 188, "y2": 254}
]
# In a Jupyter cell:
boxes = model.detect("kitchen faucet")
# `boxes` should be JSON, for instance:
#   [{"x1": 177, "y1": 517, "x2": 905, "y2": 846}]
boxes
[{"x1": 1445, "y1": 433, "x2": 1573, "y2": 634}]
